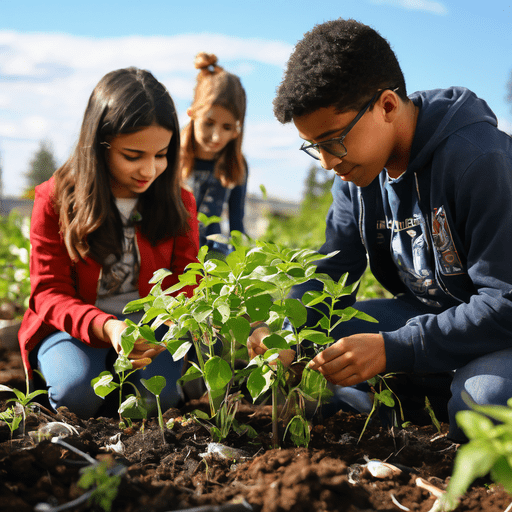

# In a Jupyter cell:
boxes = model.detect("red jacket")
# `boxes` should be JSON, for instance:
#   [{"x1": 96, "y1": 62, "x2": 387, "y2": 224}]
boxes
[{"x1": 18, "y1": 177, "x2": 199, "y2": 378}]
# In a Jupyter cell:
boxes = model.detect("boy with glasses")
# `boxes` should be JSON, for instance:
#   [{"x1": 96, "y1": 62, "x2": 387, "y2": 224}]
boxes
[{"x1": 250, "y1": 18, "x2": 512, "y2": 442}]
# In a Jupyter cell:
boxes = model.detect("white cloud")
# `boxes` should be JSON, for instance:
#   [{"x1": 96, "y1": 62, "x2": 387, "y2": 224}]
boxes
[
  {"x1": 498, "y1": 117, "x2": 512, "y2": 135},
  {"x1": 369, "y1": 0, "x2": 448, "y2": 15},
  {"x1": 0, "y1": 30, "x2": 303, "y2": 199}
]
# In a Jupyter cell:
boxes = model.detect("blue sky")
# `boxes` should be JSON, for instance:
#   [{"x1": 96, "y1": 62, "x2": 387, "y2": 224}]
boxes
[{"x1": 1, "y1": 0, "x2": 511, "y2": 201}]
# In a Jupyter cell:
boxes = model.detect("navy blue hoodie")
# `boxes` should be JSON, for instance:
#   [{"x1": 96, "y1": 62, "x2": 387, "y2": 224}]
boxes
[{"x1": 293, "y1": 87, "x2": 512, "y2": 374}]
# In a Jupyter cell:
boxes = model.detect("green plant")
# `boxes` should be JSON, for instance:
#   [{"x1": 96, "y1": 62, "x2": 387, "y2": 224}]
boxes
[
  {"x1": 425, "y1": 395, "x2": 442, "y2": 433},
  {"x1": 140, "y1": 375, "x2": 166, "y2": 437},
  {"x1": 437, "y1": 393, "x2": 512, "y2": 511},
  {"x1": 0, "y1": 384, "x2": 48, "y2": 436},
  {"x1": 119, "y1": 234, "x2": 377, "y2": 448},
  {"x1": 78, "y1": 458, "x2": 124, "y2": 512},
  {"x1": 357, "y1": 374, "x2": 404, "y2": 442},
  {"x1": 91, "y1": 350, "x2": 147, "y2": 427},
  {"x1": 192, "y1": 391, "x2": 258, "y2": 442},
  {"x1": 0, "y1": 211, "x2": 31, "y2": 315},
  {"x1": 0, "y1": 406, "x2": 23, "y2": 444}
]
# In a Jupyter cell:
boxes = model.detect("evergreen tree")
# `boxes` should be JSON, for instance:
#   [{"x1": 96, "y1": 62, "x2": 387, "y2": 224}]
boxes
[
  {"x1": 303, "y1": 164, "x2": 332, "y2": 200},
  {"x1": 25, "y1": 140, "x2": 57, "y2": 194}
]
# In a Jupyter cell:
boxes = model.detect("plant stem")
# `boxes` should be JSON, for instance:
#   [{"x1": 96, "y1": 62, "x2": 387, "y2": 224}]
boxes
[{"x1": 271, "y1": 385, "x2": 279, "y2": 449}]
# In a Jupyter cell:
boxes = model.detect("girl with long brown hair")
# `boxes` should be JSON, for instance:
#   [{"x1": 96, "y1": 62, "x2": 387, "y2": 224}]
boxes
[{"x1": 18, "y1": 67, "x2": 199, "y2": 418}]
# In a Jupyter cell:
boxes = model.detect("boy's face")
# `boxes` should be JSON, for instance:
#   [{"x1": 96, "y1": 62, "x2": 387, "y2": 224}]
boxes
[{"x1": 293, "y1": 101, "x2": 396, "y2": 187}]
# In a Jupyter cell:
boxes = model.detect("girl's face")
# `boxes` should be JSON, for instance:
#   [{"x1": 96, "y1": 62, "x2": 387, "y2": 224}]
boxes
[
  {"x1": 106, "y1": 123, "x2": 173, "y2": 198},
  {"x1": 191, "y1": 105, "x2": 239, "y2": 160}
]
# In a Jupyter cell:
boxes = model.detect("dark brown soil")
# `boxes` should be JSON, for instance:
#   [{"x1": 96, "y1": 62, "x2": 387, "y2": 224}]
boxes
[{"x1": 1, "y1": 329, "x2": 512, "y2": 512}]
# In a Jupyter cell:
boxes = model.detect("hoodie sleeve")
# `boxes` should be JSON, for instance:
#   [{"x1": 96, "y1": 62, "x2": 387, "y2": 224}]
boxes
[{"x1": 384, "y1": 130, "x2": 512, "y2": 373}]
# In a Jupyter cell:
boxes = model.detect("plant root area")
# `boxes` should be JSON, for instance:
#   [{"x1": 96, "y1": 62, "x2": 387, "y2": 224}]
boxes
[{"x1": 2, "y1": 342, "x2": 512, "y2": 512}]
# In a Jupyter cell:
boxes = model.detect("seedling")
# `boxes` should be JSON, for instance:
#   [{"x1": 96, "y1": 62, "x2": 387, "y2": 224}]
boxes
[
  {"x1": 78, "y1": 457, "x2": 125, "y2": 512},
  {"x1": 91, "y1": 345, "x2": 147, "y2": 427},
  {"x1": 0, "y1": 406, "x2": 23, "y2": 445},
  {"x1": 0, "y1": 384, "x2": 48, "y2": 436},
  {"x1": 140, "y1": 375, "x2": 166, "y2": 439},
  {"x1": 358, "y1": 373, "x2": 405, "y2": 443}
]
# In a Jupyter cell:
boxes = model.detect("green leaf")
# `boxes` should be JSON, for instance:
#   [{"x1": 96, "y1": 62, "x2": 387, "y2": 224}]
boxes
[
  {"x1": 138, "y1": 325, "x2": 157, "y2": 343},
  {"x1": 123, "y1": 295, "x2": 154, "y2": 314},
  {"x1": 197, "y1": 212, "x2": 222, "y2": 226},
  {"x1": 245, "y1": 294, "x2": 273, "y2": 322},
  {"x1": 353, "y1": 309, "x2": 379, "y2": 323},
  {"x1": 149, "y1": 268, "x2": 173, "y2": 284},
  {"x1": 166, "y1": 339, "x2": 192, "y2": 361},
  {"x1": 118, "y1": 395, "x2": 147, "y2": 419},
  {"x1": 247, "y1": 365, "x2": 273, "y2": 401},
  {"x1": 204, "y1": 357, "x2": 232, "y2": 390},
  {"x1": 91, "y1": 371, "x2": 119, "y2": 397},
  {"x1": 301, "y1": 290, "x2": 329, "y2": 308},
  {"x1": 223, "y1": 317, "x2": 251, "y2": 345},
  {"x1": 120, "y1": 324, "x2": 139, "y2": 356},
  {"x1": 179, "y1": 364, "x2": 203, "y2": 384},
  {"x1": 213, "y1": 296, "x2": 231, "y2": 323},
  {"x1": 470, "y1": 402, "x2": 512, "y2": 426},
  {"x1": 456, "y1": 410, "x2": 496, "y2": 440},
  {"x1": 298, "y1": 367, "x2": 332, "y2": 401},
  {"x1": 444, "y1": 440, "x2": 499, "y2": 504},
  {"x1": 490, "y1": 456, "x2": 512, "y2": 494},
  {"x1": 375, "y1": 389, "x2": 395, "y2": 407},
  {"x1": 284, "y1": 415, "x2": 311, "y2": 447},
  {"x1": 114, "y1": 354, "x2": 133, "y2": 373},
  {"x1": 261, "y1": 333, "x2": 289, "y2": 350},
  {"x1": 140, "y1": 376, "x2": 166, "y2": 397},
  {"x1": 283, "y1": 298, "x2": 307, "y2": 328},
  {"x1": 191, "y1": 303, "x2": 214, "y2": 324},
  {"x1": 298, "y1": 329, "x2": 334, "y2": 346}
]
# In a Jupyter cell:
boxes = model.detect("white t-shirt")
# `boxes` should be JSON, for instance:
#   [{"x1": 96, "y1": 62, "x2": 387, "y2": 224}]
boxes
[{"x1": 94, "y1": 198, "x2": 143, "y2": 322}]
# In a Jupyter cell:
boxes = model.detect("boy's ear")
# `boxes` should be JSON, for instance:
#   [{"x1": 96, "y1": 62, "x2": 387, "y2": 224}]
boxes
[
  {"x1": 380, "y1": 90, "x2": 399, "y2": 121},
  {"x1": 187, "y1": 107, "x2": 193, "y2": 118}
]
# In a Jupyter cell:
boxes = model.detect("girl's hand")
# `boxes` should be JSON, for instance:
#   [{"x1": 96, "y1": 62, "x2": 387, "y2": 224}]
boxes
[
  {"x1": 103, "y1": 319, "x2": 166, "y2": 369},
  {"x1": 247, "y1": 321, "x2": 295, "y2": 367}
]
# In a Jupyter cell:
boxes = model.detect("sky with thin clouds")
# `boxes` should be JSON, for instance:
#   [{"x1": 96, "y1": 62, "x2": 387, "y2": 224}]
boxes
[{"x1": 1, "y1": 0, "x2": 511, "y2": 201}]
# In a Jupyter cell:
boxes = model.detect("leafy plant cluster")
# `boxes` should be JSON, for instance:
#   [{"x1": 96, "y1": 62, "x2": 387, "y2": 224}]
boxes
[
  {"x1": 437, "y1": 395, "x2": 512, "y2": 511},
  {"x1": 0, "y1": 211, "x2": 31, "y2": 315},
  {"x1": 96, "y1": 233, "x2": 376, "y2": 448}
]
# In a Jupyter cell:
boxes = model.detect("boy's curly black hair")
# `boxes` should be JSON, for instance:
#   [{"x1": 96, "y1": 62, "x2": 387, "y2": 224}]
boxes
[{"x1": 273, "y1": 18, "x2": 408, "y2": 123}]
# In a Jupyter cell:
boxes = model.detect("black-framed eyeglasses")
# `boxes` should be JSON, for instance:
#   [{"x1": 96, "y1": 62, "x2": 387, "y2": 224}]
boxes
[{"x1": 300, "y1": 88, "x2": 397, "y2": 161}]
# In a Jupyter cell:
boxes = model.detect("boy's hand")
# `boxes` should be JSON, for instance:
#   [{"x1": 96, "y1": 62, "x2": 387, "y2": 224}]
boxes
[
  {"x1": 307, "y1": 333, "x2": 386, "y2": 386},
  {"x1": 247, "y1": 321, "x2": 295, "y2": 367},
  {"x1": 104, "y1": 319, "x2": 166, "y2": 369}
]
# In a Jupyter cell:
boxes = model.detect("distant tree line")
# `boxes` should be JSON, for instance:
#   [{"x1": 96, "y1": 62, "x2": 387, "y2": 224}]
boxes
[{"x1": 23, "y1": 140, "x2": 57, "y2": 199}]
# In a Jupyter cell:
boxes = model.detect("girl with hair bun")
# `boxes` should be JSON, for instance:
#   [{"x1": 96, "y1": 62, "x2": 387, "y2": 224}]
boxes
[{"x1": 180, "y1": 52, "x2": 248, "y2": 254}]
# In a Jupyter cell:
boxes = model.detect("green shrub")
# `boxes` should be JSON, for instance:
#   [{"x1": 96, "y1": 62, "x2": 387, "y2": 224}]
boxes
[{"x1": 0, "y1": 211, "x2": 31, "y2": 316}]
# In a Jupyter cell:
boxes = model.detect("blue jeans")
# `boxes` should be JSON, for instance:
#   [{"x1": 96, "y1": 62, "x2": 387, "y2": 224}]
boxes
[
  {"x1": 30, "y1": 323, "x2": 185, "y2": 419},
  {"x1": 321, "y1": 295, "x2": 512, "y2": 442}
]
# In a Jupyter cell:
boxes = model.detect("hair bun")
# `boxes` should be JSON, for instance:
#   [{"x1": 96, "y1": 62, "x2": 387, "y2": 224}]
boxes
[{"x1": 194, "y1": 52, "x2": 218, "y2": 70}]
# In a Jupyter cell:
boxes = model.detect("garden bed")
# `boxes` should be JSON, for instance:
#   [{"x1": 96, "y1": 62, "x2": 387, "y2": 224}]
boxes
[{"x1": 2, "y1": 330, "x2": 512, "y2": 512}]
